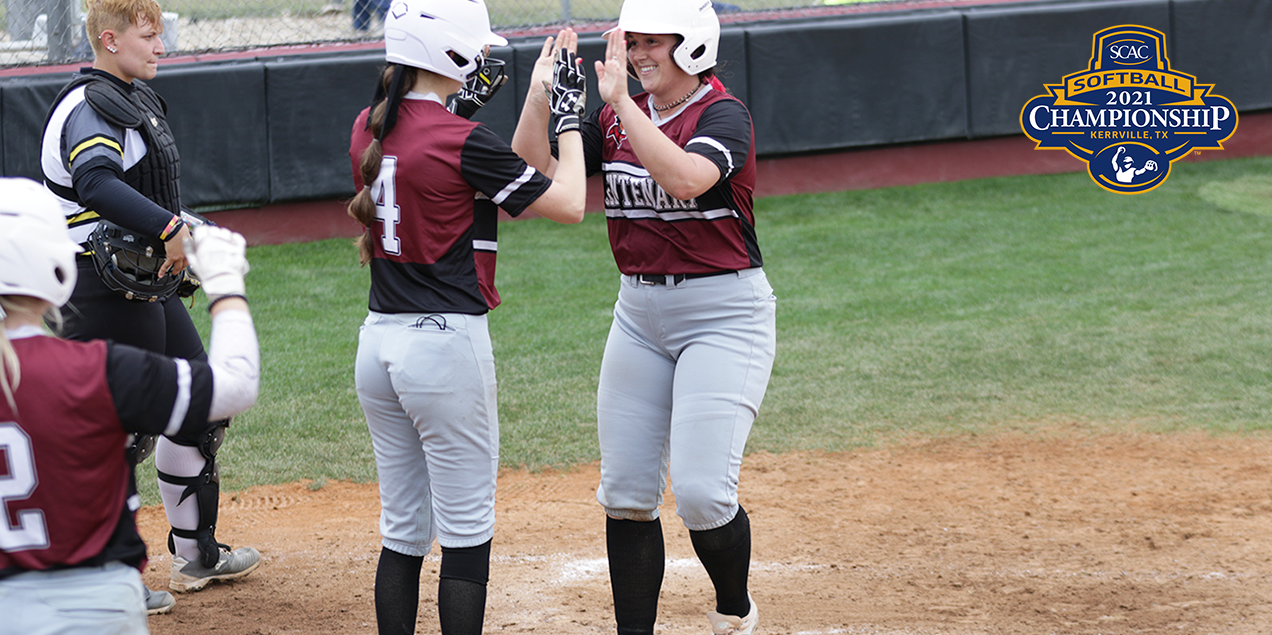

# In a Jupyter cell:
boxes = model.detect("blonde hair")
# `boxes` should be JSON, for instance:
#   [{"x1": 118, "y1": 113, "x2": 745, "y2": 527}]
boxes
[
  {"x1": 85, "y1": 0, "x2": 164, "y2": 57},
  {"x1": 347, "y1": 64, "x2": 419, "y2": 266},
  {"x1": 0, "y1": 328, "x2": 17, "y2": 413},
  {"x1": 0, "y1": 296, "x2": 63, "y2": 413}
]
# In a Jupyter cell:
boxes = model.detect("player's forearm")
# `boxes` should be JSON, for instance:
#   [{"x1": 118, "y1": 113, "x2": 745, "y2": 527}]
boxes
[
  {"x1": 207, "y1": 306, "x2": 259, "y2": 420},
  {"x1": 528, "y1": 130, "x2": 586, "y2": 224},
  {"x1": 553, "y1": 131, "x2": 587, "y2": 218},
  {"x1": 512, "y1": 88, "x2": 557, "y2": 175},
  {"x1": 74, "y1": 165, "x2": 177, "y2": 237},
  {"x1": 610, "y1": 99, "x2": 718, "y2": 200}
]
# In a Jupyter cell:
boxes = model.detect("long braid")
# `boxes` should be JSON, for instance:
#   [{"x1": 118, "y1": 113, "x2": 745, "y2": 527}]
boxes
[{"x1": 347, "y1": 64, "x2": 416, "y2": 266}]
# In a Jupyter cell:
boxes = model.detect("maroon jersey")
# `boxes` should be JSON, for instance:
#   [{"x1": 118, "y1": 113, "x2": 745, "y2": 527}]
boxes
[
  {"x1": 581, "y1": 87, "x2": 761, "y2": 275},
  {"x1": 1, "y1": 334, "x2": 213, "y2": 577},
  {"x1": 350, "y1": 96, "x2": 553, "y2": 314}
]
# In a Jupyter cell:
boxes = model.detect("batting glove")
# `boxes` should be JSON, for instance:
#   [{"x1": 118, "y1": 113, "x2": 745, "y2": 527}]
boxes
[
  {"x1": 450, "y1": 57, "x2": 508, "y2": 120},
  {"x1": 185, "y1": 226, "x2": 249, "y2": 305},
  {"x1": 545, "y1": 48, "x2": 586, "y2": 135},
  {"x1": 176, "y1": 208, "x2": 217, "y2": 298}
]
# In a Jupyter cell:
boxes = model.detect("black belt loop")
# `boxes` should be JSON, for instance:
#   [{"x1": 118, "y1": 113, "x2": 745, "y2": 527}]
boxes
[{"x1": 635, "y1": 270, "x2": 737, "y2": 285}]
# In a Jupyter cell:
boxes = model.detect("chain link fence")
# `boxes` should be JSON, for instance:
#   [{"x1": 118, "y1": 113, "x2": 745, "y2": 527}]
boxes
[{"x1": 1, "y1": 0, "x2": 854, "y2": 68}]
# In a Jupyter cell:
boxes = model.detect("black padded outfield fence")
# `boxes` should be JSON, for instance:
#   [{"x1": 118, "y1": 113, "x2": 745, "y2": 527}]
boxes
[
  {"x1": 0, "y1": 0, "x2": 885, "y2": 66},
  {"x1": 1, "y1": 0, "x2": 1268, "y2": 211}
]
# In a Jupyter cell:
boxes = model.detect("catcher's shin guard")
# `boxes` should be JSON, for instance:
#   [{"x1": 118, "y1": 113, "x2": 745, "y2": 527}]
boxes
[{"x1": 160, "y1": 421, "x2": 227, "y2": 569}]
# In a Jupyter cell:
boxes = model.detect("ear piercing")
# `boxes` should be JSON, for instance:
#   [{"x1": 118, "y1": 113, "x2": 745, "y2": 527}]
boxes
[{"x1": 107, "y1": 46, "x2": 118, "y2": 53}]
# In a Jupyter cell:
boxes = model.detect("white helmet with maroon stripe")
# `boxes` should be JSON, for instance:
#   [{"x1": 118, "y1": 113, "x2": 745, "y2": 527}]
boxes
[
  {"x1": 615, "y1": 0, "x2": 720, "y2": 75},
  {"x1": 0, "y1": 177, "x2": 80, "y2": 308},
  {"x1": 384, "y1": 0, "x2": 508, "y2": 82}
]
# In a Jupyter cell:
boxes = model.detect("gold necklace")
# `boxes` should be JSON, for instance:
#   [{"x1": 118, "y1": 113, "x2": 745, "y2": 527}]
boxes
[{"x1": 652, "y1": 83, "x2": 702, "y2": 112}]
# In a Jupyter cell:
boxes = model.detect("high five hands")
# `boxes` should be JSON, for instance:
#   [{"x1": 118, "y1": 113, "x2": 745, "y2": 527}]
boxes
[
  {"x1": 532, "y1": 28, "x2": 587, "y2": 134},
  {"x1": 532, "y1": 27, "x2": 633, "y2": 122}
]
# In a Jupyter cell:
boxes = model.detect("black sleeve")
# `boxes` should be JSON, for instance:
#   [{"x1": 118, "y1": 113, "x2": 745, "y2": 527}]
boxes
[
  {"x1": 105, "y1": 342, "x2": 214, "y2": 437},
  {"x1": 73, "y1": 164, "x2": 175, "y2": 237},
  {"x1": 580, "y1": 107, "x2": 605, "y2": 177},
  {"x1": 684, "y1": 99, "x2": 753, "y2": 183},
  {"x1": 550, "y1": 107, "x2": 605, "y2": 177},
  {"x1": 460, "y1": 124, "x2": 552, "y2": 218}
]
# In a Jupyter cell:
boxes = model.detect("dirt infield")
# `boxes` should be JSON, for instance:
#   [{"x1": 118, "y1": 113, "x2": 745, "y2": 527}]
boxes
[{"x1": 137, "y1": 430, "x2": 1272, "y2": 635}]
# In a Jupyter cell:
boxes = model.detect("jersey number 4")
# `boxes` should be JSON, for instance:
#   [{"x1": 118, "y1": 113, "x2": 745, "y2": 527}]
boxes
[
  {"x1": 0, "y1": 422, "x2": 50, "y2": 551},
  {"x1": 372, "y1": 155, "x2": 403, "y2": 256}
]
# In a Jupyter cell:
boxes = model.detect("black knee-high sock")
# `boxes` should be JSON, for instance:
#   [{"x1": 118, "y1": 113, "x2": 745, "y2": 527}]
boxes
[
  {"x1": 607, "y1": 517, "x2": 665, "y2": 635},
  {"x1": 375, "y1": 547, "x2": 424, "y2": 635},
  {"x1": 689, "y1": 506, "x2": 751, "y2": 618},
  {"x1": 438, "y1": 540, "x2": 492, "y2": 635}
]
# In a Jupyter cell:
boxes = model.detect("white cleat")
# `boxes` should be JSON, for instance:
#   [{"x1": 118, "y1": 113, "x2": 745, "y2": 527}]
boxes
[
  {"x1": 144, "y1": 586, "x2": 175, "y2": 615},
  {"x1": 707, "y1": 591, "x2": 758, "y2": 635},
  {"x1": 170, "y1": 546, "x2": 261, "y2": 593}
]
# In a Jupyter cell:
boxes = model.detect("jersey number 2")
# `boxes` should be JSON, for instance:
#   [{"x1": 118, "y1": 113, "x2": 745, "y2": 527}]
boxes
[
  {"x1": 372, "y1": 155, "x2": 403, "y2": 256},
  {"x1": 0, "y1": 422, "x2": 49, "y2": 551}
]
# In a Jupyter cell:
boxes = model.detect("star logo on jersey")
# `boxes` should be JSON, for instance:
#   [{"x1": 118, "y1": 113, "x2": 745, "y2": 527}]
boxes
[
  {"x1": 606, "y1": 118, "x2": 627, "y2": 150},
  {"x1": 1020, "y1": 25, "x2": 1237, "y2": 194}
]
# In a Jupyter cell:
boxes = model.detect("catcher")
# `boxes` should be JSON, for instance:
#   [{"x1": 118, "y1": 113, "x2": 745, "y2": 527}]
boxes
[{"x1": 39, "y1": 0, "x2": 260, "y2": 612}]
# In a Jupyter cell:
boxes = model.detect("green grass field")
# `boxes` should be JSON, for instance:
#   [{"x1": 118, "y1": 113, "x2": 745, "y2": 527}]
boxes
[{"x1": 134, "y1": 155, "x2": 1272, "y2": 504}]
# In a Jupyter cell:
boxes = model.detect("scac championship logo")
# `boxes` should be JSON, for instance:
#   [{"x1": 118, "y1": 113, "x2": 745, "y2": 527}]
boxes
[{"x1": 1021, "y1": 25, "x2": 1237, "y2": 194}]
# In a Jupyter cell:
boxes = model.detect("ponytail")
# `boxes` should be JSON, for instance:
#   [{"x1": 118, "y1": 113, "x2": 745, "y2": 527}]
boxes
[
  {"x1": 347, "y1": 64, "x2": 417, "y2": 266},
  {"x1": 0, "y1": 309, "x2": 18, "y2": 412},
  {"x1": 0, "y1": 296, "x2": 59, "y2": 413}
]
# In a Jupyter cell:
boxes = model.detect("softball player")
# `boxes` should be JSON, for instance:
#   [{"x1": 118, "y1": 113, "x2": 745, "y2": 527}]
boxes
[
  {"x1": 346, "y1": 2, "x2": 587, "y2": 633},
  {"x1": 512, "y1": 1, "x2": 774, "y2": 633},
  {"x1": 39, "y1": 0, "x2": 259, "y2": 609},
  {"x1": 0, "y1": 177, "x2": 259, "y2": 635}
]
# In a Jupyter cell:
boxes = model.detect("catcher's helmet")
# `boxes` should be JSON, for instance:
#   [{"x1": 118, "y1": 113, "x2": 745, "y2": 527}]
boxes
[
  {"x1": 0, "y1": 177, "x2": 81, "y2": 307},
  {"x1": 384, "y1": 0, "x2": 507, "y2": 83},
  {"x1": 87, "y1": 221, "x2": 183, "y2": 302},
  {"x1": 613, "y1": 0, "x2": 720, "y2": 75}
]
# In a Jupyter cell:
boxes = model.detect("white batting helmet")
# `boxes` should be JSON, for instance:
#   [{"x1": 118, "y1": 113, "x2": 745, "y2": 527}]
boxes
[
  {"x1": 384, "y1": 0, "x2": 507, "y2": 83},
  {"x1": 614, "y1": 0, "x2": 720, "y2": 75},
  {"x1": 0, "y1": 177, "x2": 81, "y2": 308}
]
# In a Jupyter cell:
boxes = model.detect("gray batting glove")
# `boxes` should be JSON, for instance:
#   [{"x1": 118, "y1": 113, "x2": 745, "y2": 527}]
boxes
[{"x1": 184, "y1": 225, "x2": 249, "y2": 303}]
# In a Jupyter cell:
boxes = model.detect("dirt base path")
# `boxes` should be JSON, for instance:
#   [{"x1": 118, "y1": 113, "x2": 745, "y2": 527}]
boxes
[{"x1": 138, "y1": 431, "x2": 1272, "y2": 635}]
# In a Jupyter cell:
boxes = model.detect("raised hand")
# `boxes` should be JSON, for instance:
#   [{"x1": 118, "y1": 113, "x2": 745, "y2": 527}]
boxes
[
  {"x1": 530, "y1": 28, "x2": 578, "y2": 111},
  {"x1": 595, "y1": 28, "x2": 629, "y2": 106}
]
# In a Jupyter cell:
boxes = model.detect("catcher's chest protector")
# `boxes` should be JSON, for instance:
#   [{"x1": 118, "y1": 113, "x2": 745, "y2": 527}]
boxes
[{"x1": 63, "y1": 74, "x2": 183, "y2": 215}]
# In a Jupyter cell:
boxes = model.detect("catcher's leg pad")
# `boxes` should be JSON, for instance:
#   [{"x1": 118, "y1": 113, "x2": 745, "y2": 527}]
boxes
[
  {"x1": 159, "y1": 421, "x2": 228, "y2": 569},
  {"x1": 126, "y1": 433, "x2": 158, "y2": 466}
]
